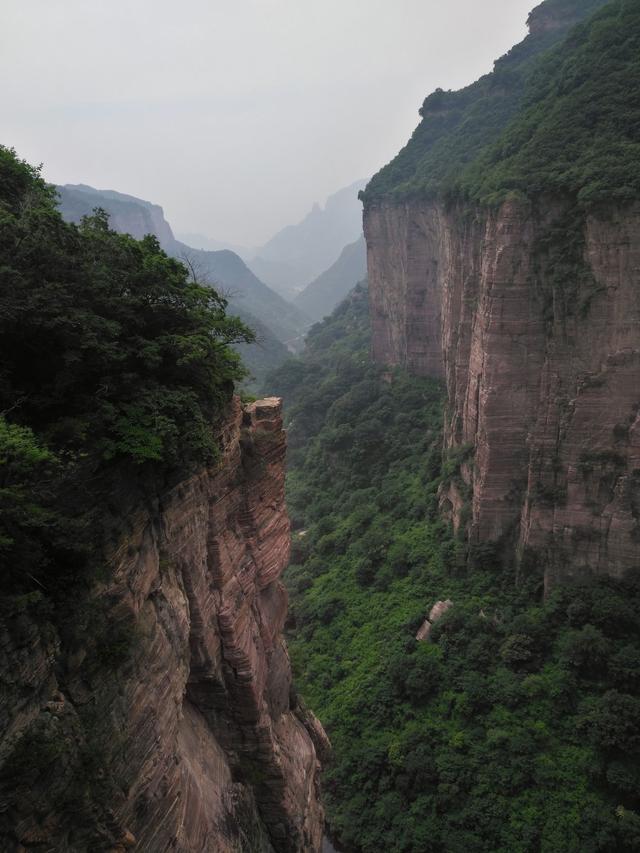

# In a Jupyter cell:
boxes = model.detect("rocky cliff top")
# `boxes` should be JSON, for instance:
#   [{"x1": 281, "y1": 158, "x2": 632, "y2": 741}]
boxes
[{"x1": 57, "y1": 183, "x2": 177, "y2": 250}]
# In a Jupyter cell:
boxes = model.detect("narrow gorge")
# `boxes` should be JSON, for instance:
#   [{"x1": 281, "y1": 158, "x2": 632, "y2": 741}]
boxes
[
  {"x1": 270, "y1": 0, "x2": 640, "y2": 850},
  {"x1": 2, "y1": 0, "x2": 640, "y2": 851}
]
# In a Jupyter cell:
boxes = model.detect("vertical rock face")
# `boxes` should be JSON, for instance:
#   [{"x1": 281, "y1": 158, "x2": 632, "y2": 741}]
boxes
[
  {"x1": 0, "y1": 398, "x2": 326, "y2": 852},
  {"x1": 364, "y1": 200, "x2": 640, "y2": 584}
]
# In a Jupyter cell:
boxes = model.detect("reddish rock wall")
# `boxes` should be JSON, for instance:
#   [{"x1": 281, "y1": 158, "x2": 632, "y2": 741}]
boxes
[
  {"x1": 364, "y1": 200, "x2": 640, "y2": 583},
  {"x1": 0, "y1": 397, "x2": 326, "y2": 852}
]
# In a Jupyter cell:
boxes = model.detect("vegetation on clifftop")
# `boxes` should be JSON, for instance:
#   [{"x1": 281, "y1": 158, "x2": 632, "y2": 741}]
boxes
[
  {"x1": 361, "y1": 0, "x2": 638, "y2": 209},
  {"x1": 0, "y1": 146, "x2": 252, "y2": 598},
  {"x1": 265, "y1": 287, "x2": 640, "y2": 852},
  {"x1": 462, "y1": 0, "x2": 640, "y2": 206}
]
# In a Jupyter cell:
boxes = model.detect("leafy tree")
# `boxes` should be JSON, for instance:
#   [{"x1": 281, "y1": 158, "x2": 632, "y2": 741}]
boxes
[{"x1": 0, "y1": 145, "x2": 253, "y2": 595}]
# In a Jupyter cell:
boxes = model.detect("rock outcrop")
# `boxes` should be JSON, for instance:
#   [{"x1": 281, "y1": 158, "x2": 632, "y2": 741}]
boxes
[
  {"x1": 415, "y1": 600, "x2": 454, "y2": 641},
  {"x1": 0, "y1": 398, "x2": 325, "y2": 852},
  {"x1": 365, "y1": 198, "x2": 640, "y2": 585}
]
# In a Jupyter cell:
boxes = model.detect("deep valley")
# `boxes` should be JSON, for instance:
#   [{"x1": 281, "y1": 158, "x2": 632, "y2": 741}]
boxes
[{"x1": 1, "y1": 0, "x2": 640, "y2": 850}]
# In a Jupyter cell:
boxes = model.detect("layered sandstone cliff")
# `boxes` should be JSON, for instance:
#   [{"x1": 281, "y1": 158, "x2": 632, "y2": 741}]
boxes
[
  {"x1": 0, "y1": 398, "x2": 326, "y2": 852},
  {"x1": 365, "y1": 199, "x2": 640, "y2": 584}
]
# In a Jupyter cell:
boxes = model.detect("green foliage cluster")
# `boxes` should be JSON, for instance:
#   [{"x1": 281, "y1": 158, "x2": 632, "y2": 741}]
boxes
[
  {"x1": 265, "y1": 288, "x2": 640, "y2": 852},
  {"x1": 361, "y1": 0, "x2": 637, "y2": 210},
  {"x1": 462, "y1": 0, "x2": 640, "y2": 207},
  {"x1": 0, "y1": 146, "x2": 252, "y2": 597}
]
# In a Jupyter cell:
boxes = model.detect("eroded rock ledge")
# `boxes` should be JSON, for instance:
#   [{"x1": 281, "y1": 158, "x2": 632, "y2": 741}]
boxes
[{"x1": 0, "y1": 397, "x2": 326, "y2": 852}]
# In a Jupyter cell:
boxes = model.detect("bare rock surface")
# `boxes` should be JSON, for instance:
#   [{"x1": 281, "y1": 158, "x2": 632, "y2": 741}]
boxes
[
  {"x1": 0, "y1": 398, "x2": 324, "y2": 852},
  {"x1": 415, "y1": 600, "x2": 454, "y2": 641},
  {"x1": 365, "y1": 199, "x2": 640, "y2": 584}
]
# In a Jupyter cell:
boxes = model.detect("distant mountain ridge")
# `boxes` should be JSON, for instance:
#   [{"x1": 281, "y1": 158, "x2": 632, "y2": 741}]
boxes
[
  {"x1": 247, "y1": 179, "x2": 367, "y2": 298},
  {"x1": 174, "y1": 231, "x2": 255, "y2": 260},
  {"x1": 294, "y1": 235, "x2": 367, "y2": 322},
  {"x1": 58, "y1": 184, "x2": 176, "y2": 249},
  {"x1": 56, "y1": 183, "x2": 311, "y2": 385},
  {"x1": 170, "y1": 241, "x2": 310, "y2": 347},
  {"x1": 56, "y1": 178, "x2": 370, "y2": 362}
]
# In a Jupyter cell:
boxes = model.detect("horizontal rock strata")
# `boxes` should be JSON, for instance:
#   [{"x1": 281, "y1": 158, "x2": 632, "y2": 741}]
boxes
[
  {"x1": 365, "y1": 199, "x2": 640, "y2": 584},
  {"x1": 0, "y1": 397, "x2": 324, "y2": 852}
]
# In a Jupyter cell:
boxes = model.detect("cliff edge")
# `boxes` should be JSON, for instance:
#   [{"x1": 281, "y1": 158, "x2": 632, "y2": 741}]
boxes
[
  {"x1": 363, "y1": 0, "x2": 640, "y2": 584},
  {"x1": 0, "y1": 398, "x2": 326, "y2": 852},
  {"x1": 365, "y1": 197, "x2": 640, "y2": 583}
]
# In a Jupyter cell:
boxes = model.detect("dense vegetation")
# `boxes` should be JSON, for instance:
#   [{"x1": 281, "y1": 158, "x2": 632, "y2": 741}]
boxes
[
  {"x1": 0, "y1": 146, "x2": 252, "y2": 599},
  {"x1": 265, "y1": 287, "x2": 640, "y2": 852},
  {"x1": 462, "y1": 0, "x2": 640, "y2": 206},
  {"x1": 55, "y1": 183, "x2": 308, "y2": 390},
  {"x1": 360, "y1": 0, "x2": 632, "y2": 208}
]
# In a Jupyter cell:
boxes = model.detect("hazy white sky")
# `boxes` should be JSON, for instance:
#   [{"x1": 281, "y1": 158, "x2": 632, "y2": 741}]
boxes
[{"x1": 2, "y1": 0, "x2": 535, "y2": 246}]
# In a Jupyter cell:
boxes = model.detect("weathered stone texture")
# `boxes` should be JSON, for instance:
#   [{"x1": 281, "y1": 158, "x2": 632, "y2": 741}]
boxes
[
  {"x1": 365, "y1": 200, "x2": 640, "y2": 583},
  {"x1": 415, "y1": 600, "x2": 454, "y2": 642},
  {"x1": 0, "y1": 397, "x2": 324, "y2": 852}
]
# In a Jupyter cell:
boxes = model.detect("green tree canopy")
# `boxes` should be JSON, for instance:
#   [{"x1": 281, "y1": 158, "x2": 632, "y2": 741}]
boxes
[{"x1": 0, "y1": 145, "x2": 253, "y2": 594}]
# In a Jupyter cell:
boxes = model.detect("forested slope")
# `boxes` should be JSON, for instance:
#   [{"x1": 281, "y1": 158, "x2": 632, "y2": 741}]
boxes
[
  {"x1": 265, "y1": 287, "x2": 640, "y2": 853},
  {"x1": 294, "y1": 236, "x2": 367, "y2": 322},
  {"x1": 361, "y1": 0, "x2": 614, "y2": 206}
]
